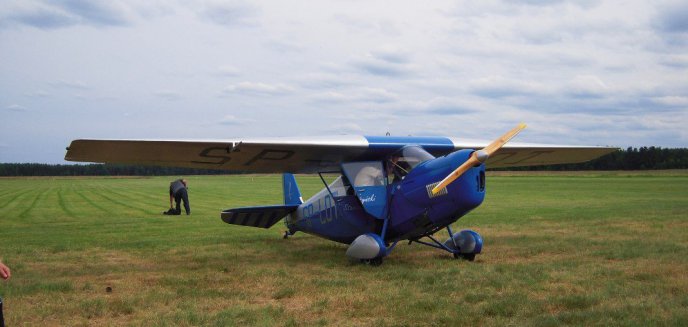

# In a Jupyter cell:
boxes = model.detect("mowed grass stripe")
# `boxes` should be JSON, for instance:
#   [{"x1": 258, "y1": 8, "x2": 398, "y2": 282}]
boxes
[
  {"x1": 57, "y1": 187, "x2": 77, "y2": 219},
  {"x1": 17, "y1": 186, "x2": 53, "y2": 219},
  {"x1": 59, "y1": 182, "x2": 114, "y2": 219},
  {"x1": 90, "y1": 185, "x2": 158, "y2": 215},
  {"x1": 74, "y1": 189, "x2": 112, "y2": 215},
  {"x1": 0, "y1": 188, "x2": 21, "y2": 199},
  {"x1": 0, "y1": 188, "x2": 36, "y2": 210},
  {"x1": 104, "y1": 187, "x2": 161, "y2": 207}
]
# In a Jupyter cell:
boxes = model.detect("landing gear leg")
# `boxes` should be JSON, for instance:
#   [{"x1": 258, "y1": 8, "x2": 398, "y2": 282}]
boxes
[
  {"x1": 409, "y1": 229, "x2": 480, "y2": 262},
  {"x1": 283, "y1": 230, "x2": 295, "y2": 239}
]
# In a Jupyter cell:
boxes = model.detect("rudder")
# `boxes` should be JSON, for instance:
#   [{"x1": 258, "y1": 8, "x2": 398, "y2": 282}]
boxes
[{"x1": 282, "y1": 173, "x2": 303, "y2": 205}]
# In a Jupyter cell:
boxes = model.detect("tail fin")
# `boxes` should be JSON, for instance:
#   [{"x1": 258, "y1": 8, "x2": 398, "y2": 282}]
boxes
[{"x1": 282, "y1": 173, "x2": 303, "y2": 205}]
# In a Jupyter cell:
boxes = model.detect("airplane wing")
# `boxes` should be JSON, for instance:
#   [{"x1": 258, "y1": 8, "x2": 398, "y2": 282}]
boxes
[
  {"x1": 449, "y1": 139, "x2": 617, "y2": 168},
  {"x1": 65, "y1": 135, "x2": 616, "y2": 173},
  {"x1": 65, "y1": 136, "x2": 370, "y2": 173}
]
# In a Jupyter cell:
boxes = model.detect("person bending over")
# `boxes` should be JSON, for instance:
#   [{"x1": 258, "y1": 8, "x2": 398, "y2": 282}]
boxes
[{"x1": 164, "y1": 179, "x2": 190, "y2": 215}]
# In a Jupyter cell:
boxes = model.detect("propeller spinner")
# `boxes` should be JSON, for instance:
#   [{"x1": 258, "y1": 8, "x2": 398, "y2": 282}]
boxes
[{"x1": 431, "y1": 123, "x2": 527, "y2": 195}]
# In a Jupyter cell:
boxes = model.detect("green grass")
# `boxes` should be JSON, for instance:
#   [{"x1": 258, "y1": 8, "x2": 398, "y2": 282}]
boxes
[{"x1": 0, "y1": 172, "x2": 687, "y2": 326}]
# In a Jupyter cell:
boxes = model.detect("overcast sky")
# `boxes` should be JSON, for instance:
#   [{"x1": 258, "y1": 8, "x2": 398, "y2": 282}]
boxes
[{"x1": 1, "y1": 0, "x2": 687, "y2": 163}]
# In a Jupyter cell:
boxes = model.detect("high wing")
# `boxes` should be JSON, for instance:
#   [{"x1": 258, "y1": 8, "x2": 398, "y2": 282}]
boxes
[
  {"x1": 64, "y1": 135, "x2": 616, "y2": 172},
  {"x1": 65, "y1": 136, "x2": 370, "y2": 173},
  {"x1": 449, "y1": 138, "x2": 617, "y2": 168}
]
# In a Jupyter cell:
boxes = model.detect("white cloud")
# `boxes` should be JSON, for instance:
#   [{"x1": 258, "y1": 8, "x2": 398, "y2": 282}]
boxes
[
  {"x1": 5, "y1": 104, "x2": 27, "y2": 112},
  {"x1": 49, "y1": 79, "x2": 90, "y2": 90},
  {"x1": 222, "y1": 82, "x2": 294, "y2": 96},
  {"x1": 565, "y1": 75, "x2": 610, "y2": 98},
  {"x1": 0, "y1": 0, "x2": 140, "y2": 29},
  {"x1": 653, "y1": 1, "x2": 688, "y2": 34},
  {"x1": 196, "y1": 1, "x2": 258, "y2": 27},
  {"x1": 153, "y1": 90, "x2": 182, "y2": 101},
  {"x1": 218, "y1": 114, "x2": 255, "y2": 126},
  {"x1": 23, "y1": 90, "x2": 51, "y2": 98},
  {"x1": 650, "y1": 96, "x2": 688, "y2": 107},
  {"x1": 330, "y1": 123, "x2": 363, "y2": 133},
  {"x1": 659, "y1": 54, "x2": 688, "y2": 68},
  {"x1": 468, "y1": 75, "x2": 550, "y2": 98},
  {"x1": 423, "y1": 97, "x2": 482, "y2": 115},
  {"x1": 358, "y1": 88, "x2": 398, "y2": 103},
  {"x1": 309, "y1": 87, "x2": 398, "y2": 105},
  {"x1": 352, "y1": 49, "x2": 416, "y2": 77},
  {"x1": 216, "y1": 65, "x2": 240, "y2": 77}
]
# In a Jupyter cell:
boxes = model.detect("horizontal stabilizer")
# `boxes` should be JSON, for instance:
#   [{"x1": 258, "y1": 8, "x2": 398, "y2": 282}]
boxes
[{"x1": 221, "y1": 205, "x2": 299, "y2": 229}]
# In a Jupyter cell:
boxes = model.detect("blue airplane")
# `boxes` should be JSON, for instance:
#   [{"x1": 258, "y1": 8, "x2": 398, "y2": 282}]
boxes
[{"x1": 65, "y1": 125, "x2": 615, "y2": 265}]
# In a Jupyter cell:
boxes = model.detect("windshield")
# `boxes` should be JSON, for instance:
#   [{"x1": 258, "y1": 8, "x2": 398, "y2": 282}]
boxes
[
  {"x1": 399, "y1": 146, "x2": 435, "y2": 169},
  {"x1": 387, "y1": 146, "x2": 435, "y2": 182}
]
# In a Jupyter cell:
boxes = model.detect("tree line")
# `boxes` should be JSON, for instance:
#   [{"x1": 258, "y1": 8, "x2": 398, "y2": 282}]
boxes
[
  {"x1": 0, "y1": 163, "x2": 229, "y2": 177},
  {"x1": 500, "y1": 147, "x2": 688, "y2": 171},
  {"x1": 1, "y1": 147, "x2": 687, "y2": 176}
]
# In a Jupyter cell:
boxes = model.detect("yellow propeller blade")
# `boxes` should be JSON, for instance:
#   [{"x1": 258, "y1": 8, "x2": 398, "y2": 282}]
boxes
[
  {"x1": 431, "y1": 123, "x2": 526, "y2": 195},
  {"x1": 431, "y1": 155, "x2": 480, "y2": 194}
]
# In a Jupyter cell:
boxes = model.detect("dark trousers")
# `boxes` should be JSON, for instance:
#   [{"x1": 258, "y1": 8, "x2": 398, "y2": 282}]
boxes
[{"x1": 174, "y1": 188, "x2": 190, "y2": 215}]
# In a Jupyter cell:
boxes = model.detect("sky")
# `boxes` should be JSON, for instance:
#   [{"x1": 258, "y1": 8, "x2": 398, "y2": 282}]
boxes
[{"x1": 1, "y1": 0, "x2": 687, "y2": 163}]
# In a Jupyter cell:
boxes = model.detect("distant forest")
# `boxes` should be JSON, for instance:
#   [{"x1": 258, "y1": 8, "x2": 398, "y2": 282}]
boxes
[
  {"x1": 1, "y1": 147, "x2": 687, "y2": 176},
  {"x1": 0, "y1": 163, "x2": 228, "y2": 177},
  {"x1": 500, "y1": 146, "x2": 688, "y2": 171}
]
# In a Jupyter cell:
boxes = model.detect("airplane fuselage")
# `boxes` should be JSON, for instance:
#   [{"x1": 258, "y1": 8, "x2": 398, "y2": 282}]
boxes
[{"x1": 286, "y1": 150, "x2": 486, "y2": 244}]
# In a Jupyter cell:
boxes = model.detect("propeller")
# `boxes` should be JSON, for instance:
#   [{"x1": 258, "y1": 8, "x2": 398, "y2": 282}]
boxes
[{"x1": 431, "y1": 123, "x2": 527, "y2": 195}]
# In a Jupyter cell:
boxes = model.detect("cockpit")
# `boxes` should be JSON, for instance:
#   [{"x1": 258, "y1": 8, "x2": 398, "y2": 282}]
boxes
[
  {"x1": 340, "y1": 146, "x2": 436, "y2": 193},
  {"x1": 337, "y1": 146, "x2": 436, "y2": 218},
  {"x1": 387, "y1": 146, "x2": 436, "y2": 182}
]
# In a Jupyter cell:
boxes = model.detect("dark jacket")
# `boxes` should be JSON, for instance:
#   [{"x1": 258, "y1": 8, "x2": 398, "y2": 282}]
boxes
[{"x1": 169, "y1": 179, "x2": 186, "y2": 195}]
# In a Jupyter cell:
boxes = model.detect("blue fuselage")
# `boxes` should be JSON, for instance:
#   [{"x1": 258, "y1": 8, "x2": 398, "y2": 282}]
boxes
[{"x1": 285, "y1": 150, "x2": 486, "y2": 244}]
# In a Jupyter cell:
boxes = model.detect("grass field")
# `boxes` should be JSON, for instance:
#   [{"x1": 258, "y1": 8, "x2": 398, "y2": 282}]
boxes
[{"x1": 0, "y1": 172, "x2": 687, "y2": 326}]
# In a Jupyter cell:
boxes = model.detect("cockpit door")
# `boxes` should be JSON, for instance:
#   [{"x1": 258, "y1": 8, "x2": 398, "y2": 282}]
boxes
[{"x1": 341, "y1": 161, "x2": 388, "y2": 219}]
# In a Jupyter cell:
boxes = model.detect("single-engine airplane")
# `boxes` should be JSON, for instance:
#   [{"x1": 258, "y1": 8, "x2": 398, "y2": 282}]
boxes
[{"x1": 65, "y1": 124, "x2": 615, "y2": 265}]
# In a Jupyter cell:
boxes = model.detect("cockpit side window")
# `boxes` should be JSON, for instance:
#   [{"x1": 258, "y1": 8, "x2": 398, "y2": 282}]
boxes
[
  {"x1": 326, "y1": 175, "x2": 353, "y2": 197},
  {"x1": 342, "y1": 162, "x2": 385, "y2": 187}
]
